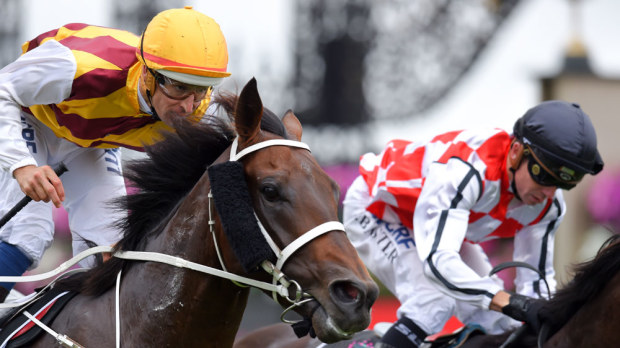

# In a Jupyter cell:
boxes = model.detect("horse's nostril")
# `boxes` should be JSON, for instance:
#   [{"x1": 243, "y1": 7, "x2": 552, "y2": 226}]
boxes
[
  {"x1": 343, "y1": 283, "x2": 360, "y2": 301},
  {"x1": 331, "y1": 281, "x2": 362, "y2": 304}
]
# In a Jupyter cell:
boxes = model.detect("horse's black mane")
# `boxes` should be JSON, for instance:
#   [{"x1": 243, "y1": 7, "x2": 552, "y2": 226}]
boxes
[
  {"x1": 56, "y1": 92, "x2": 288, "y2": 295},
  {"x1": 539, "y1": 234, "x2": 620, "y2": 335}
]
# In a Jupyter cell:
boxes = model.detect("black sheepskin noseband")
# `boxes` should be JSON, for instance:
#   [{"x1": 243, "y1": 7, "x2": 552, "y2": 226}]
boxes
[{"x1": 207, "y1": 161, "x2": 276, "y2": 272}]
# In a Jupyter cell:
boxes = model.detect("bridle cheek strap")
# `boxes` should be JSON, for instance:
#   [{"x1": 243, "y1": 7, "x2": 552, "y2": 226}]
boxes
[
  {"x1": 277, "y1": 221, "x2": 344, "y2": 270},
  {"x1": 254, "y1": 213, "x2": 345, "y2": 305},
  {"x1": 255, "y1": 216, "x2": 345, "y2": 314},
  {"x1": 255, "y1": 218, "x2": 345, "y2": 270},
  {"x1": 228, "y1": 135, "x2": 344, "y2": 328}
]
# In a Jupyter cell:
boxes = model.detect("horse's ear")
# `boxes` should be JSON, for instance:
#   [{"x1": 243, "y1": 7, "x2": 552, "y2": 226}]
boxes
[
  {"x1": 235, "y1": 78, "x2": 262, "y2": 144},
  {"x1": 282, "y1": 110, "x2": 302, "y2": 141}
]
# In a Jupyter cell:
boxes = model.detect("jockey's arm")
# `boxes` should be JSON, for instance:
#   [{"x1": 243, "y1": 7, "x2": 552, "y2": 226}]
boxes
[
  {"x1": 414, "y1": 159, "x2": 503, "y2": 310},
  {"x1": 0, "y1": 39, "x2": 74, "y2": 204}
]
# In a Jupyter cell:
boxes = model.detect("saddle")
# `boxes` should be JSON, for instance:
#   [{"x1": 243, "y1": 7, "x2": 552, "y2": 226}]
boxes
[
  {"x1": 423, "y1": 324, "x2": 486, "y2": 348},
  {"x1": 0, "y1": 287, "x2": 77, "y2": 348}
]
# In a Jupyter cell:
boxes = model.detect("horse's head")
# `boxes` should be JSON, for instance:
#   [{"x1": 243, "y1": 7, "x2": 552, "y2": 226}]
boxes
[{"x1": 213, "y1": 78, "x2": 378, "y2": 343}]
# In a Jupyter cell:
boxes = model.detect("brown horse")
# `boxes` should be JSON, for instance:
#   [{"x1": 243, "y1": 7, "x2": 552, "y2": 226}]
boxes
[
  {"x1": 2, "y1": 78, "x2": 378, "y2": 347},
  {"x1": 234, "y1": 235, "x2": 620, "y2": 348}
]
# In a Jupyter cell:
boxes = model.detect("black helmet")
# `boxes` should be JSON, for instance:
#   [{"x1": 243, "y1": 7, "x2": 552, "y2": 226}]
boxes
[{"x1": 513, "y1": 100, "x2": 604, "y2": 188}]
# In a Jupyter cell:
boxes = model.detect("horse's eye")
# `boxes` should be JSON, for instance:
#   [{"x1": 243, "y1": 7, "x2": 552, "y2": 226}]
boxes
[{"x1": 261, "y1": 184, "x2": 280, "y2": 201}]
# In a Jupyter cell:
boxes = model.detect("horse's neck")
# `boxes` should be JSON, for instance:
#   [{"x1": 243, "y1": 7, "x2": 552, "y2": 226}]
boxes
[
  {"x1": 119, "y1": 173, "x2": 251, "y2": 346},
  {"x1": 150, "y1": 175, "x2": 213, "y2": 257},
  {"x1": 545, "y1": 270, "x2": 620, "y2": 347}
]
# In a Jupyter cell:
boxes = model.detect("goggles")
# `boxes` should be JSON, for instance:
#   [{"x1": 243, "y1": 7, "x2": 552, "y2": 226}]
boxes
[
  {"x1": 524, "y1": 145, "x2": 583, "y2": 190},
  {"x1": 154, "y1": 72, "x2": 212, "y2": 101}
]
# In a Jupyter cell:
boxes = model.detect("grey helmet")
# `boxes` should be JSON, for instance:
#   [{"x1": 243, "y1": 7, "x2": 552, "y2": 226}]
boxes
[{"x1": 513, "y1": 100, "x2": 603, "y2": 189}]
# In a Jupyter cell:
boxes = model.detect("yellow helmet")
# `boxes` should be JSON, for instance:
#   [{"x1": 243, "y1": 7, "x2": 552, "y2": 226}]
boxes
[{"x1": 138, "y1": 6, "x2": 230, "y2": 86}]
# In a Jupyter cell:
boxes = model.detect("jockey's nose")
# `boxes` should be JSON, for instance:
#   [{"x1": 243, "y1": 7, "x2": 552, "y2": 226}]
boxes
[{"x1": 179, "y1": 94, "x2": 198, "y2": 114}]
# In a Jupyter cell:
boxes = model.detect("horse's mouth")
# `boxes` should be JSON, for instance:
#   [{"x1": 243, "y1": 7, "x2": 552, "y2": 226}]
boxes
[
  {"x1": 309, "y1": 305, "x2": 356, "y2": 343},
  {"x1": 290, "y1": 298, "x2": 353, "y2": 341},
  {"x1": 291, "y1": 281, "x2": 374, "y2": 343}
]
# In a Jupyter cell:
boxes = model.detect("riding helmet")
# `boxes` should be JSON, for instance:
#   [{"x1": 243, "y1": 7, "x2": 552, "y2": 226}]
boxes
[
  {"x1": 137, "y1": 6, "x2": 230, "y2": 87},
  {"x1": 513, "y1": 100, "x2": 604, "y2": 183}
]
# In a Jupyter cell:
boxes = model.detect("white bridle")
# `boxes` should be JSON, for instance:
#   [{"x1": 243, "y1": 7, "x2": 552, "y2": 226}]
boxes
[
  {"x1": 0, "y1": 135, "x2": 346, "y2": 348},
  {"x1": 223, "y1": 137, "x2": 345, "y2": 306}
]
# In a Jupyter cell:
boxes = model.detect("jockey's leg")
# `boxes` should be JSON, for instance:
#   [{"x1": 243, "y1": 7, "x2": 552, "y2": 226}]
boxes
[
  {"x1": 0, "y1": 113, "x2": 54, "y2": 303},
  {"x1": 60, "y1": 147, "x2": 126, "y2": 268},
  {"x1": 343, "y1": 179, "x2": 453, "y2": 346},
  {"x1": 0, "y1": 242, "x2": 32, "y2": 302},
  {"x1": 378, "y1": 316, "x2": 428, "y2": 348}
]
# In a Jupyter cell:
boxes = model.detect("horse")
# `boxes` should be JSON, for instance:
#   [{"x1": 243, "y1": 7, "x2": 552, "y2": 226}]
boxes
[
  {"x1": 0, "y1": 78, "x2": 378, "y2": 347},
  {"x1": 233, "y1": 235, "x2": 620, "y2": 348}
]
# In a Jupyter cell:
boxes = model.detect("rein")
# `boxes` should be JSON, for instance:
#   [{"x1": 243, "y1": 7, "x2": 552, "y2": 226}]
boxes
[{"x1": 490, "y1": 261, "x2": 551, "y2": 348}]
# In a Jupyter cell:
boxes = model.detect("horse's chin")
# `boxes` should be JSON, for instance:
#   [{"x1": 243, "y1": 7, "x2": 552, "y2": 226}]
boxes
[{"x1": 309, "y1": 306, "x2": 358, "y2": 344}]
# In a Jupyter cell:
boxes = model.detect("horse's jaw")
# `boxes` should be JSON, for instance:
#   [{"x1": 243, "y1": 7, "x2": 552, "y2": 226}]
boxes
[{"x1": 309, "y1": 305, "x2": 369, "y2": 343}]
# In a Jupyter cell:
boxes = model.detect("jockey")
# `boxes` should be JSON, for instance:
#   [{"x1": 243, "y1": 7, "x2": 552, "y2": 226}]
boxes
[
  {"x1": 343, "y1": 100, "x2": 603, "y2": 347},
  {"x1": 0, "y1": 6, "x2": 230, "y2": 302}
]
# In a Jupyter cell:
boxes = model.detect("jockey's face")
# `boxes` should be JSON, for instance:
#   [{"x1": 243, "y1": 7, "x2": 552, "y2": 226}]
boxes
[
  {"x1": 151, "y1": 80, "x2": 204, "y2": 126},
  {"x1": 509, "y1": 142, "x2": 557, "y2": 205},
  {"x1": 514, "y1": 158, "x2": 558, "y2": 205},
  {"x1": 141, "y1": 67, "x2": 206, "y2": 127}
]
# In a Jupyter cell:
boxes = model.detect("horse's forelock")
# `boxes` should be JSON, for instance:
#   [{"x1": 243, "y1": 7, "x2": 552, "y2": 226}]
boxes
[
  {"x1": 213, "y1": 92, "x2": 288, "y2": 139},
  {"x1": 261, "y1": 108, "x2": 288, "y2": 138}
]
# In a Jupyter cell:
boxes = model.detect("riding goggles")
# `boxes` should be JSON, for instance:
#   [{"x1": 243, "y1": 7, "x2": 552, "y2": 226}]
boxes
[
  {"x1": 524, "y1": 145, "x2": 584, "y2": 190},
  {"x1": 155, "y1": 73, "x2": 212, "y2": 101}
]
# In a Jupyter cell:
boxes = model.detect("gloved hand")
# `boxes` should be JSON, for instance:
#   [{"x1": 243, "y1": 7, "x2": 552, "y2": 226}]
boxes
[{"x1": 501, "y1": 293, "x2": 546, "y2": 333}]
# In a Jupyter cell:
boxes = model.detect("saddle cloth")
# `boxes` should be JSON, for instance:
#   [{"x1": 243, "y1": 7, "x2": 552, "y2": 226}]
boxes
[{"x1": 0, "y1": 288, "x2": 77, "y2": 348}]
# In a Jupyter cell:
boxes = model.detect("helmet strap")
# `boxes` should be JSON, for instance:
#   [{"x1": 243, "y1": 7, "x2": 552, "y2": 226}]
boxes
[
  {"x1": 143, "y1": 67, "x2": 156, "y2": 93},
  {"x1": 139, "y1": 30, "x2": 161, "y2": 121},
  {"x1": 509, "y1": 139, "x2": 524, "y2": 201},
  {"x1": 509, "y1": 139, "x2": 526, "y2": 171},
  {"x1": 139, "y1": 67, "x2": 160, "y2": 121},
  {"x1": 145, "y1": 89, "x2": 161, "y2": 121},
  {"x1": 509, "y1": 167, "x2": 523, "y2": 202}
]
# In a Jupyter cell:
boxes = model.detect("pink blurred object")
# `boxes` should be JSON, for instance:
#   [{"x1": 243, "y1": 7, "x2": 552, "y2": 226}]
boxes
[
  {"x1": 52, "y1": 206, "x2": 70, "y2": 238},
  {"x1": 323, "y1": 163, "x2": 359, "y2": 205},
  {"x1": 586, "y1": 168, "x2": 620, "y2": 234}
]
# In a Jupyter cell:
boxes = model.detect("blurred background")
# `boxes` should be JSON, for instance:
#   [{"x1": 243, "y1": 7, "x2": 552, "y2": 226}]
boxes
[{"x1": 2, "y1": 0, "x2": 620, "y2": 337}]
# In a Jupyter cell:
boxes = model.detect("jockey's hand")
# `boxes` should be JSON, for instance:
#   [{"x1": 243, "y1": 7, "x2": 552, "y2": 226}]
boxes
[
  {"x1": 501, "y1": 293, "x2": 546, "y2": 333},
  {"x1": 13, "y1": 165, "x2": 65, "y2": 208}
]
